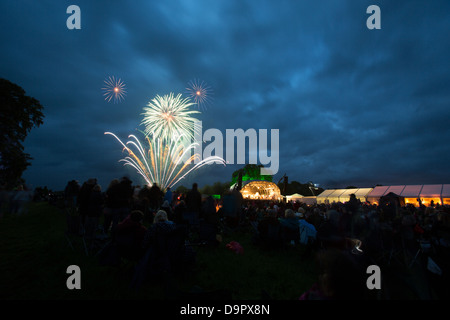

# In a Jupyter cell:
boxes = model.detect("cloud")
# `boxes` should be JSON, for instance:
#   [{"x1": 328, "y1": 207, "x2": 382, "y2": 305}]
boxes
[{"x1": 1, "y1": 0, "x2": 449, "y2": 190}]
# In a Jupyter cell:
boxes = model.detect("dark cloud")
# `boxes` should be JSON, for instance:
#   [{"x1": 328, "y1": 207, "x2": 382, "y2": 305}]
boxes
[{"x1": 1, "y1": 0, "x2": 449, "y2": 191}]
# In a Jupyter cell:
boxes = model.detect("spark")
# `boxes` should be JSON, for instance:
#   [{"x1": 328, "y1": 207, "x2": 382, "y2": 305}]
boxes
[
  {"x1": 141, "y1": 93, "x2": 200, "y2": 143},
  {"x1": 102, "y1": 76, "x2": 127, "y2": 103},
  {"x1": 105, "y1": 131, "x2": 226, "y2": 190},
  {"x1": 186, "y1": 79, "x2": 213, "y2": 111}
]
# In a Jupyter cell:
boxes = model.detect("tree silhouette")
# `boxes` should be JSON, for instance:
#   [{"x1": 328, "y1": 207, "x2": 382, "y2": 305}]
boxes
[
  {"x1": 277, "y1": 180, "x2": 324, "y2": 196},
  {"x1": 230, "y1": 164, "x2": 272, "y2": 186},
  {"x1": 0, "y1": 78, "x2": 44, "y2": 188}
]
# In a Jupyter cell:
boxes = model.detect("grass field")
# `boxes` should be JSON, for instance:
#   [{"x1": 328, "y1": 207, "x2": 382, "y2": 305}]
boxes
[{"x1": 0, "y1": 202, "x2": 319, "y2": 300}]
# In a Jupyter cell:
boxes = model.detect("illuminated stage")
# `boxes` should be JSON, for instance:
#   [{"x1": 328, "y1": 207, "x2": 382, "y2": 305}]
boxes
[{"x1": 240, "y1": 180, "x2": 282, "y2": 201}]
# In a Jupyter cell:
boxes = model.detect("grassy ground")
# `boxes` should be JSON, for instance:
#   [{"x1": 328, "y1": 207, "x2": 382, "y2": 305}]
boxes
[
  {"x1": 2, "y1": 201, "x2": 446, "y2": 301},
  {"x1": 0, "y1": 202, "x2": 318, "y2": 300}
]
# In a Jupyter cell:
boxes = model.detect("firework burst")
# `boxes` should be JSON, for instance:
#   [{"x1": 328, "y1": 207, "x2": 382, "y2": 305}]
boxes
[
  {"x1": 186, "y1": 79, "x2": 213, "y2": 110},
  {"x1": 105, "y1": 131, "x2": 225, "y2": 190},
  {"x1": 141, "y1": 93, "x2": 199, "y2": 143},
  {"x1": 102, "y1": 76, "x2": 127, "y2": 103}
]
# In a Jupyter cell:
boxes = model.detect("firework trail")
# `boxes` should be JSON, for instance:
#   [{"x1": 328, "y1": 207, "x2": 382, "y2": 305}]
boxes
[
  {"x1": 102, "y1": 76, "x2": 127, "y2": 103},
  {"x1": 186, "y1": 79, "x2": 213, "y2": 111},
  {"x1": 105, "y1": 131, "x2": 225, "y2": 190},
  {"x1": 141, "y1": 93, "x2": 200, "y2": 143}
]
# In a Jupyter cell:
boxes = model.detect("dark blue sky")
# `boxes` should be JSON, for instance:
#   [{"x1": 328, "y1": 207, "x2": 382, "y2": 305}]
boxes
[{"x1": 1, "y1": 0, "x2": 450, "y2": 191}]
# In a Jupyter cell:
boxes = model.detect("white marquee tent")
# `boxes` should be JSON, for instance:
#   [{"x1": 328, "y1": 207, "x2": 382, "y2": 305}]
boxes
[
  {"x1": 317, "y1": 188, "x2": 373, "y2": 204},
  {"x1": 366, "y1": 184, "x2": 450, "y2": 206}
]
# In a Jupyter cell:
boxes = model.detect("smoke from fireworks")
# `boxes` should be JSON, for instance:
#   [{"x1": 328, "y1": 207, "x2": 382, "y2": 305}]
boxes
[
  {"x1": 186, "y1": 79, "x2": 213, "y2": 111},
  {"x1": 141, "y1": 93, "x2": 199, "y2": 143},
  {"x1": 105, "y1": 131, "x2": 225, "y2": 190},
  {"x1": 102, "y1": 76, "x2": 127, "y2": 103}
]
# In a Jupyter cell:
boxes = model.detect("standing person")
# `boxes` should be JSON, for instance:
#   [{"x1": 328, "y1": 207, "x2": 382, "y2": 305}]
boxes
[
  {"x1": 64, "y1": 180, "x2": 80, "y2": 211},
  {"x1": 148, "y1": 183, "x2": 164, "y2": 214},
  {"x1": 164, "y1": 187, "x2": 173, "y2": 206},
  {"x1": 103, "y1": 179, "x2": 120, "y2": 233},
  {"x1": 85, "y1": 184, "x2": 104, "y2": 239},
  {"x1": 173, "y1": 200, "x2": 187, "y2": 225},
  {"x1": 87, "y1": 184, "x2": 104, "y2": 221},
  {"x1": 77, "y1": 178, "x2": 97, "y2": 225},
  {"x1": 111, "y1": 177, "x2": 134, "y2": 232},
  {"x1": 185, "y1": 183, "x2": 202, "y2": 225},
  {"x1": 137, "y1": 184, "x2": 152, "y2": 222}
]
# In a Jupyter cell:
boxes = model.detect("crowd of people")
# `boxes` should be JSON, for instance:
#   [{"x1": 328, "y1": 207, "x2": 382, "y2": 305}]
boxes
[
  {"x1": 238, "y1": 194, "x2": 450, "y2": 299},
  {"x1": 4, "y1": 176, "x2": 450, "y2": 299},
  {"x1": 62, "y1": 177, "x2": 224, "y2": 286}
]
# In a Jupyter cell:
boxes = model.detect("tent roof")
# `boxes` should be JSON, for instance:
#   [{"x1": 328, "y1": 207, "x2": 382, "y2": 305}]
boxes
[
  {"x1": 384, "y1": 185, "x2": 406, "y2": 196},
  {"x1": 368, "y1": 184, "x2": 450, "y2": 199},
  {"x1": 317, "y1": 189, "x2": 336, "y2": 198},
  {"x1": 400, "y1": 185, "x2": 423, "y2": 197},
  {"x1": 354, "y1": 188, "x2": 373, "y2": 197},
  {"x1": 442, "y1": 184, "x2": 450, "y2": 198},
  {"x1": 319, "y1": 184, "x2": 450, "y2": 202},
  {"x1": 317, "y1": 188, "x2": 362, "y2": 201},
  {"x1": 339, "y1": 189, "x2": 359, "y2": 197},
  {"x1": 367, "y1": 186, "x2": 390, "y2": 197},
  {"x1": 327, "y1": 189, "x2": 346, "y2": 197},
  {"x1": 287, "y1": 193, "x2": 304, "y2": 199},
  {"x1": 420, "y1": 184, "x2": 443, "y2": 197}
]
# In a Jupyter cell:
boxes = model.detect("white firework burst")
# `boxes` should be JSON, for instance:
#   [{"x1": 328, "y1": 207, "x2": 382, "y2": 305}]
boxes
[{"x1": 141, "y1": 92, "x2": 200, "y2": 142}]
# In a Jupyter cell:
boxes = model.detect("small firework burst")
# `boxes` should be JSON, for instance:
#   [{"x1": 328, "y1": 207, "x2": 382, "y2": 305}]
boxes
[
  {"x1": 186, "y1": 79, "x2": 213, "y2": 110},
  {"x1": 102, "y1": 76, "x2": 127, "y2": 103}
]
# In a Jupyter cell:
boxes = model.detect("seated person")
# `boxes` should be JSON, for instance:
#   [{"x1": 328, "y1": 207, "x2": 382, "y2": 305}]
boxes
[
  {"x1": 114, "y1": 210, "x2": 148, "y2": 261},
  {"x1": 138, "y1": 210, "x2": 192, "y2": 278},
  {"x1": 279, "y1": 209, "x2": 300, "y2": 244},
  {"x1": 296, "y1": 209, "x2": 317, "y2": 245},
  {"x1": 160, "y1": 200, "x2": 174, "y2": 221},
  {"x1": 256, "y1": 209, "x2": 283, "y2": 247},
  {"x1": 142, "y1": 210, "x2": 176, "y2": 249},
  {"x1": 316, "y1": 210, "x2": 346, "y2": 249}
]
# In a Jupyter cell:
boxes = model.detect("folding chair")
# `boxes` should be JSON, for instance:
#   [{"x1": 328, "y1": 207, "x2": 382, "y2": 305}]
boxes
[
  {"x1": 408, "y1": 240, "x2": 432, "y2": 268},
  {"x1": 83, "y1": 216, "x2": 109, "y2": 256}
]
